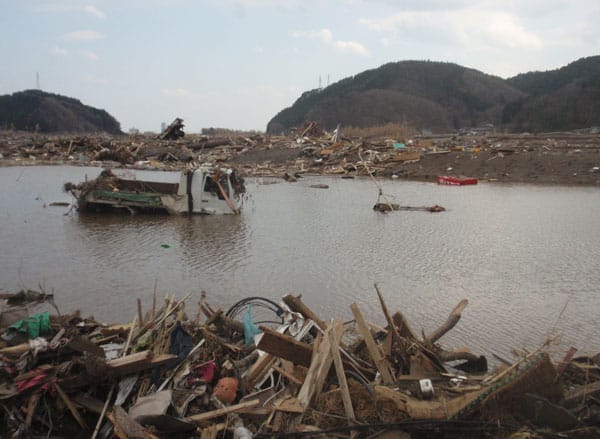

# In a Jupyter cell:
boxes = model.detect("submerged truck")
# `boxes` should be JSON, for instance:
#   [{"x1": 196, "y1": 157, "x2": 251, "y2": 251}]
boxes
[{"x1": 67, "y1": 166, "x2": 245, "y2": 215}]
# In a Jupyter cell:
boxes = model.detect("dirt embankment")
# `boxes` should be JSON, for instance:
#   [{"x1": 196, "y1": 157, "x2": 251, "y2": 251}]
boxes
[{"x1": 1, "y1": 130, "x2": 600, "y2": 185}]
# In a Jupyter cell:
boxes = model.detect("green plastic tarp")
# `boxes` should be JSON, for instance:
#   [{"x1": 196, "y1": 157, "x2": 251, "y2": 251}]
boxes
[{"x1": 7, "y1": 312, "x2": 51, "y2": 339}]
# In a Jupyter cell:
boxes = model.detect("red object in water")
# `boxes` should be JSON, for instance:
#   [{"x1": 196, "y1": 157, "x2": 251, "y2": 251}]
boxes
[{"x1": 437, "y1": 175, "x2": 478, "y2": 186}]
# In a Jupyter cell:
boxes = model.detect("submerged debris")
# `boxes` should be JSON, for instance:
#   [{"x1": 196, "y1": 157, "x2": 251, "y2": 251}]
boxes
[
  {"x1": 64, "y1": 166, "x2": 246, "y2": 215},
  {"x1": 0, "y1": 287, "x2": 597, "y2": 438},
  {"x1": 373, "y1": 203, "x2": 446, "y2": 212}
]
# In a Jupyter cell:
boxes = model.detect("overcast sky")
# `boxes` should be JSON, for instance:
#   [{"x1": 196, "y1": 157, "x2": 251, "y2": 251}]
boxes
[{"x1": 1, "y1": 0, "x2": 598, "y2": 132}]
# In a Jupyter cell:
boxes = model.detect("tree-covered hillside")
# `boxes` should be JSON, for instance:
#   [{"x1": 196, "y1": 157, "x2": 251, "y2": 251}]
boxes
[{"x1": 0, "y1": 90, "x2": 122, "y2": 134}]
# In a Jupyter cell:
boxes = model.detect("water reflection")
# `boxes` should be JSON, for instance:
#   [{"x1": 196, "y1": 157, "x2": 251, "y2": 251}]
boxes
[{"x1": 1, "y1": 166, "x2": 599, "y2": 362}]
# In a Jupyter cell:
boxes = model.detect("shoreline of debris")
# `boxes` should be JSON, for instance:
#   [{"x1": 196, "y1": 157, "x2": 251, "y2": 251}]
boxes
[
  {"x1": 2, "y1": 120, "x2": 600, "y2": 186},
  {"x1": 0, "y1": 288, "x2": 598, "y2": 438}
]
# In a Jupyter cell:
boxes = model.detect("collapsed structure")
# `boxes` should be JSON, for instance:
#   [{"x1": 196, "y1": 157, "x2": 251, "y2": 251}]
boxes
[{"x1": 0, "y1": 287, "x2": 597, "y2": 438}]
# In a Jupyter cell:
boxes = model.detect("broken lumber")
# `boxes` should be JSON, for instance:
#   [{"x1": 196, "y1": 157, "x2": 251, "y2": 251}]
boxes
[
  {"x1": 297, "y1": 323, "x2": 343, "y2": 409},
  {"x1": 109, "y1": 406, "x2": 159, "y2": 439},
  {"x1": 282, "y1": 294, "x2": 327, "y2": 330},
  {"x1": 350, "y1": 303, "x2": 395, "y2": 385},
  {"x1": 328, "y1": 320, "x2": 356, "y2": 424},
  {"x1": 107, "y1": 351, "x2": 177, "y2": 376},
  {"x1": 55, "y1": 383, "x2": 88, "y2": 430},
  {"x1": 186, "y1": 399, "x2": 260, "y2": 424},
  {"x1": 255, "y1": 327, "x2": 313, "y2": 367},
  {"x1": 426, "y1": 299, "x2": 468, "y2": 344}
]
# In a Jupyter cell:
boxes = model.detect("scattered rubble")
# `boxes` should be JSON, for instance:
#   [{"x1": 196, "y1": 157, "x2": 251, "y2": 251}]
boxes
[
  {"x1": 0, "y1": 287, "x2": 597, "y2": 438},
  {"x1": 1, "y1": 126, "x2": 600, "y2": 185}
]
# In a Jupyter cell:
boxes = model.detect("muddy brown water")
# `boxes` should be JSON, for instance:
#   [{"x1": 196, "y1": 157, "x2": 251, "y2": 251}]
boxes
[{"x1": 1, "y1": 166, "x2": 599, "y2": 362}]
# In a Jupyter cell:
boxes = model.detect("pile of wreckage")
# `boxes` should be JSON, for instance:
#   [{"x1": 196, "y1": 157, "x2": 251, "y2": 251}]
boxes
[
  {"x1": 0, "y1": 286, "x2": 598, "y2": 438},
  {"x1": 0, "y1": 119, "x2": 266, "y2": 171},
  {"x1": 3, "y1": 119, "x2": 600, "y2": 183}
]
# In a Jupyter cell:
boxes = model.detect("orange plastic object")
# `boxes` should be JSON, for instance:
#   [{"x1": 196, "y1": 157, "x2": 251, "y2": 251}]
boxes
[{"x1": 213, "y1": 377, "x2": 238, "y2": 404}]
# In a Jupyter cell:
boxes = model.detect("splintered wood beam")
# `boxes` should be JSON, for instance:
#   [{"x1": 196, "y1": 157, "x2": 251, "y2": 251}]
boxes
[
  {"x1": 109, "y1": 406, "x2": 159, "y2": 439},
  {"x1": 297, "y1": 323, "x2": 343, "y2": 409},
  {"x1": 256, "y1": 327, "x2": 313, "y2": 367},
  {"x1": 244, "y1": 354, "x2": 276, "y2": 389},
  {"x1": 186, "y1": 399, "x2": 260, "y2": 424},
  {"x1": 426, "y1": 299, "x2": 468, "y2": 344},
  {"x1": 272, "y1": 364, "x2": 304, "y2": 385},
  {"x1": 350, "y1": 303, "x2": 395, "y2": 385},
  {"x1": 282, "y1": 294, "x2": 327, "y2": 330},
  {"x1": 392, "y1": 312, "x2": 419, "y2": 341},
  {"x1": 328, "y1": 320, "x2": 356, "y2": 424},
  {"x1": 374, "y1": 283, "x2": 403, "y2": 344},
  {"x1": 55, "y1": 383, "x2": 88, "y2": 430},
  {"x1": 107, "y1": 351, "x2": 177, "y2": 376},
  {"x1": 25, "y1": 393, "x2": 40, "y2": 432}
]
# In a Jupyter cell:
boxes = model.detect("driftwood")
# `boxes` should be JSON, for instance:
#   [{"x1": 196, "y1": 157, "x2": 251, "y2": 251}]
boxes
[{"x1": 426, "y1": 299, "x2": 468, "y2": 344}]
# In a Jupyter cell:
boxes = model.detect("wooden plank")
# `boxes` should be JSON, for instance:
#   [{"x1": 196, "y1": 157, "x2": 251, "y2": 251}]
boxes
[
  {"x1": 25, "y1": 393, "x2": 40, "y2": 432},
  {"x1": 296, "y1": 323, "x2": 343, "y2": 409},
  {"x1": 564, "y1": 380, "x2": 600, "y2": 404},
  {"x1": 392, "y1": 312, "x2": 419, "y2": 341},
  {"x1": 272, "y1": 364, "x2": 303, "y2": 385},
  {"x1": 256, "y1": 327, "x2": 313, "y2": 367},
  {"x1": 186, "y1": 399, "x2": 260, "y2": 423},
  {"x1": 282, "y1": 294, "x2": 327, "y2": 330},
  {"x1": 107, "y1": 350, "x2": 153, "y2": 368},
  {"x1": 328, "y1": 320, "x2": 356, "y2": 424},
  {"x1": 73, "y1": 394, "x2": 105, "y2": 415},
  {"x1": 374, "y1": 284, "x2": 402, "y2": 342},
  {"x1": 350, "y1": 303, "x2": 395, "y2": 385},
  {"x1": 55, "y1": 383, "x2": 89, "y2": 430},
  {"x1": 555, "y1": 347, "x2": 577, "y2": 381},
  {"x1": 137, "y1": 298, "x2": 144, "y2": 326},
  {"x1": 109, "y1": 406, "x2": 158, "y2": 439},
  {"x1": 275, "y1": 397, "x2": 305, "y2": 414},
  {"x1": 244, "y1": 354, "x2": 276, "y2": 389},
  {"x1": 107, "y1": 351, "x2": 177, "y2": 376}
]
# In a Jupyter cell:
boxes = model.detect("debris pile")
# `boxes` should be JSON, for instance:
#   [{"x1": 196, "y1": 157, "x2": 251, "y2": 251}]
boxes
[
  {"x1": 2, "y1": 125, "x2": 600, "y2": 184},
  {"x1": 157, "y1": 118, "x2": 185, "y2": 141},
  {"x1": 0, "y1": 287, "x2": 598, "y2": 438}
]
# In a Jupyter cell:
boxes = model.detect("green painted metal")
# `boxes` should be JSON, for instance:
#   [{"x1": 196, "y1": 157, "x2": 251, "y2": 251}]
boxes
[{"x1": 93, "y1": 190, "x2": 163, "y2": 206}]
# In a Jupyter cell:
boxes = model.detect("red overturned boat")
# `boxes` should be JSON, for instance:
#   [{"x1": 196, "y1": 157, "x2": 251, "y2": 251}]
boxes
[{"x1": 437, "y1": 175, "x2": 478, "y2": 186}]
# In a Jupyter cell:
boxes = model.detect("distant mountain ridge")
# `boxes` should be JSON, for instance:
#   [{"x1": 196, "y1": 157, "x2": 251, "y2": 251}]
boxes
[
  {"x1": 0, "y1": 89, "x2": 122, "y2": 134},
  {"x1": 503, "y1": 56, "x2": 600, "y2": 131},
  {"x1": 267, "y1": 56, "x2": 600, "y2": 134}
]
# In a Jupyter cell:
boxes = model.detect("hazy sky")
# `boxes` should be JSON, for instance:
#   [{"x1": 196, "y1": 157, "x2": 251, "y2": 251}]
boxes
[{"x1": 1, "y1": 1, "x2": 598, "y2": 132}]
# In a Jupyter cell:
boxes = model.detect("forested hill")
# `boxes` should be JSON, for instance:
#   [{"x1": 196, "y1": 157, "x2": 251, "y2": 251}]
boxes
[
  {"x1": 503, "y1": 56, "x2": 600, "y2": 131},
  {"x1": 0, "y1": 90, "x2": 122, "y2": 134},
  {"x1": 267, "y1": 57, "x2": 600, "y2": 134}
]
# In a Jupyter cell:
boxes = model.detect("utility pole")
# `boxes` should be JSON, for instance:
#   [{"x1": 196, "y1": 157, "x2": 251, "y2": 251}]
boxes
[{"x1": 36, "y1": 72, "x2": 40, "y2": 90}]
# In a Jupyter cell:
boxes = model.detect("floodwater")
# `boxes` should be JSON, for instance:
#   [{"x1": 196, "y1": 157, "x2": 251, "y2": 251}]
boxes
[{"x1": 1, "y1": 166, "x2": 599, "y2": 362}]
